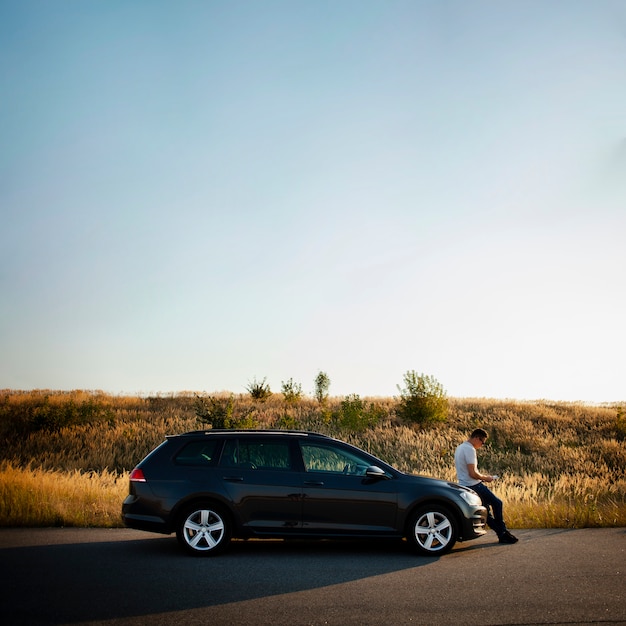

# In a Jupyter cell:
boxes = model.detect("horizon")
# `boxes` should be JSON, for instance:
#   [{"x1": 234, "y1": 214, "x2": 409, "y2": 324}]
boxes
[{"x1": 1, "y1": 386, "x2": 622, "y2": 406}]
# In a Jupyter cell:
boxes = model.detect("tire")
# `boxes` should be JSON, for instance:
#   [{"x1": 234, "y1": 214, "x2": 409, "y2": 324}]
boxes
[
  {"x1": 176, "y1": 502, "x2": 231, "y2": 556},
  {"x1": 407, "y1": 504, "x2": 457, "y2": 556}
]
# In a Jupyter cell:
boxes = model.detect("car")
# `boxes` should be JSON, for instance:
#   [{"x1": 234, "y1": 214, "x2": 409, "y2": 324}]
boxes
[{"x1": 122, "y1": 430, "x2": 487, "y2": 557}]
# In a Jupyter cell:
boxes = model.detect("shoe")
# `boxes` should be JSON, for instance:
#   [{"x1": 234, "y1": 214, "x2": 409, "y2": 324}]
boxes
[{"x1": 499, "y1": 531, "x2": 518, "y2": 544}]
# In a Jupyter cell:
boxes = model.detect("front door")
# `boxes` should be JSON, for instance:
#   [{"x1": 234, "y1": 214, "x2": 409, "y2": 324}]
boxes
[{"x1": 299, "y1": 441, "x2": 398, "y2": 534}]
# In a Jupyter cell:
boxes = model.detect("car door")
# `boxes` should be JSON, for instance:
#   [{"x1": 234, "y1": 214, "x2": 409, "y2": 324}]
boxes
[
  {"x1": 299, "y1": 441, "x2": 398, "y2": 534},
  {"x1": 219, "y1": 437, "x2": 303, "y2": 532}
]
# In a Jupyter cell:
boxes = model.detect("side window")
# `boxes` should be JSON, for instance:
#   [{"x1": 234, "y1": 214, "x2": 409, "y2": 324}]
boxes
[
  {"x1": 174, "y1": 440, "x2": 220, "y2": 466},
  {"x1": 220, "y1": 439, "x2": 292, "y2": 471},
  {"x1": 300, "y1": 443, "x2": 371, "y2": 476}
]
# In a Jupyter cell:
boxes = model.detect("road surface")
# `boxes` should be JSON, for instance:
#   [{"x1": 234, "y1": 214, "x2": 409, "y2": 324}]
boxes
[{"x1": 0, "y1": 528, "x2": 624, "y2": 625}]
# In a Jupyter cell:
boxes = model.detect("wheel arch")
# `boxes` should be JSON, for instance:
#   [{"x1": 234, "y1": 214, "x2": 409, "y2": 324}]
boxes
[
  {"x1": 403, "y1": 497, "x2": 463, "y2": 539},
  {"x1": 169, "y1": 493, "x2": 240, "y2": 536}
]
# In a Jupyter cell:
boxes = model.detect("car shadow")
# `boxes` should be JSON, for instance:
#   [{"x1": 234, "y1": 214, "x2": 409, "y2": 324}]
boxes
[{"x1": 0, "y1": 531, "x2": 469, "y2": 624}]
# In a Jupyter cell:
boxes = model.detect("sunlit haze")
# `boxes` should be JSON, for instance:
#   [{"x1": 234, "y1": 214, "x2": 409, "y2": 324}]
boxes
[{"x1": 1, "y1": 1, "x2": 625, "y2": 402}]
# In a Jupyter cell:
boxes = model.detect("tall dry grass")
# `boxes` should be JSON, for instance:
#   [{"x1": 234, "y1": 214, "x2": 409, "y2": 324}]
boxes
[
  {"x1": 0, "y1": 461, "x2": 127, "y2": 527},
  {"x1": 1, "y1": 390, "x2": 624, "y2": 528}
]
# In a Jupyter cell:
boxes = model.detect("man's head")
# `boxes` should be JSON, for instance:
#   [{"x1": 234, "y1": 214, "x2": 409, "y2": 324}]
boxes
[{"x1": 469, "y1": 428, "x2": 488, "y2": 448}]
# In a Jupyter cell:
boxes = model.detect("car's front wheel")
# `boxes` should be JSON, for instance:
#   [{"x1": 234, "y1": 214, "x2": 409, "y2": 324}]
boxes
[
  {"x1": 176, "y1": 502, "x2": 231, "y2": 556},
  {"x1": 407, "y1": 505, "x2": 457, "y2": 556}
]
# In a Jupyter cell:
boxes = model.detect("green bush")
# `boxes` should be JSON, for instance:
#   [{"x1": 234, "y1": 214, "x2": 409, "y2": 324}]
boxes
[
  {"x1": 396, "y1": 371, "x2": 448, "y2": 426},
  {"x1": 334, "y1": 394, "x2": 384, "y2": 431}
]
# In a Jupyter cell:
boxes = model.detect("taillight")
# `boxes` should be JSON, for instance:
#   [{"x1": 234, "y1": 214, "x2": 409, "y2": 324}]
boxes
[{"x1": 129, "y1": 468, "x2": 146, "y2": 482}]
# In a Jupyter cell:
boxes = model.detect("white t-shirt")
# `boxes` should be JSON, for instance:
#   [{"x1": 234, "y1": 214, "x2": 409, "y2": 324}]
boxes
[{"x1": 454, "y1": 440, "x2": 480, "y2": 487}]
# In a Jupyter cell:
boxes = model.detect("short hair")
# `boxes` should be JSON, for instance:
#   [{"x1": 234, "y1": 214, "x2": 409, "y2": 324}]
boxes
[{"x1": 470, "y1": 428, "x2": 488, "y2": 440}]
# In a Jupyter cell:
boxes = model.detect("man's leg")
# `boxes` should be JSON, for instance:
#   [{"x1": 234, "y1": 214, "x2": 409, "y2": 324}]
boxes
[{"x1": 471, "y1": 483, "x2": 506, "y2": 536}]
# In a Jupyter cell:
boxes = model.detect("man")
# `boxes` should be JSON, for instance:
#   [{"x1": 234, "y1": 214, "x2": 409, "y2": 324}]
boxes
[{"x1": 454, "y1": 428, "x2": 518, "y2": 544}]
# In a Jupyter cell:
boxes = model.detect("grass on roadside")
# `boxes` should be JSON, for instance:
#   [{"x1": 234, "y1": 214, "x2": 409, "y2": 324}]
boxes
[
  {"x1": 495, "y1": 473, "x2": 626, "y2": 528},
  {"x1": 0, "y1": 462, "x2": 128, "y2": 528}
]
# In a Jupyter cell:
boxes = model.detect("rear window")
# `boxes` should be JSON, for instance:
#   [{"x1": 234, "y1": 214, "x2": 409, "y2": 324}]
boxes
[
  {"x1": 174, "y1": 440, "x2": 220, "y2": 466},
  {"x1": 220, "y1": 439, "x2": 293, "y2": 471}
]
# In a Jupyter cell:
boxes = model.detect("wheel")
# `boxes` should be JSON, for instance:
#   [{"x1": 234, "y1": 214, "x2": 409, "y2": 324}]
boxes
[
  {"x1": 407, "y1": 505, "x2": 457, "y2": 556},
  {"x1": 176, "y1": 502, "x2": 231, "y2": 556}
]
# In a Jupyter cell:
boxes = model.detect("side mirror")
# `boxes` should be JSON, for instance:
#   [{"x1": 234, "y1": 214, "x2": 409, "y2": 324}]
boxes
[{"x1": 365, "y1": 465, "x2": 390, "y2": 480}]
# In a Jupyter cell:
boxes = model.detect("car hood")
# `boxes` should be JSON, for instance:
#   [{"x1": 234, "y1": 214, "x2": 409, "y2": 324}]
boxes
[{"x1": 401, "y1": 472, "x2": 465, "y2": 491}]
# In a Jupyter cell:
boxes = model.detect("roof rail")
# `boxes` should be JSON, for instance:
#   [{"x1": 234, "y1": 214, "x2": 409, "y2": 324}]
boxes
[{"x1": 173, "y1": 429, "x2": 329, "y2": 437}]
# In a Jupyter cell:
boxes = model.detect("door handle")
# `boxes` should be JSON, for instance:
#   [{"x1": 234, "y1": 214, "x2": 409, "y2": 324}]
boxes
[
  {"x1": 304, "y1": 480, "x2": 324, "y2": 486},
  {"x1": 223, "y1": 476, "x2": 244, "y2": 482}
]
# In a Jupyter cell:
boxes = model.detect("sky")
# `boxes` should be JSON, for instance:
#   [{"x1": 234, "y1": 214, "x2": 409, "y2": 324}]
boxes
[{"x1": 1, "y1": 1, "x2": 625, "y2": 403}]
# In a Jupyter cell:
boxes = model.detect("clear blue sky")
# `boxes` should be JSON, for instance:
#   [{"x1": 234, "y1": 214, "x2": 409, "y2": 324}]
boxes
[{"x1": 1, "y1": 1, "x2": 625, "y2": 402}]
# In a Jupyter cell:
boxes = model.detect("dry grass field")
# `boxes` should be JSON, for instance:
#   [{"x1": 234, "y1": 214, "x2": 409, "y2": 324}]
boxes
[{"x1": 1, "y1": 389, "x2": 625, "y2": 529}]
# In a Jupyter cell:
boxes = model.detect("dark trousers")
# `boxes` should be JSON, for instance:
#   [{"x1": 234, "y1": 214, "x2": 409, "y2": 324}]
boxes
[{"x1": 471, "y1": 482, "x2": 507, "y2": 536}]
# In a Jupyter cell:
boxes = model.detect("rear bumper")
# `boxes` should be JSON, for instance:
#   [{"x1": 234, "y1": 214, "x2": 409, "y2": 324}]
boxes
[
  {"x1": 122, "y1": 496, "x2": 171, "y2": 535},
  {"x1": 121, "y1": 511, "x2": 171, "y2": 534}
]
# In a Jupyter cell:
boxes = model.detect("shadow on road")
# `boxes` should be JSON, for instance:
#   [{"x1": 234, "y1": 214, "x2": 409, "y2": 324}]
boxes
[{"x1": 1, "y1": 532, "x2": 445, "y2": 624}]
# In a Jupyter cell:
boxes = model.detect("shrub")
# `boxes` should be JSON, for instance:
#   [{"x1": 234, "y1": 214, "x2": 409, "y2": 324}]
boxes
[
  {"x1": 276, "y1": 412, "x2": 298, "y2": 429},
  {"x1": 281, "y1": 378, "x2": 303, "y2": 404},
  {"x1": 334, "y1": 394, "x2": 383, "y2": 432},
  {"x1": 194, "y1": 394, "x2": 257, "y2": 429},
  {"x1": 246, "y1": 377, "x2": 272, "y2": 402},
  {"x1": 396, "y1": 371, "x2": 448, "y2": 426}
]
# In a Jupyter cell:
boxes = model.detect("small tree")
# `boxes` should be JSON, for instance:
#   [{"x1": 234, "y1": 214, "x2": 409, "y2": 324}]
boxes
[
  {"x1": 314, "y1": 371, "x2": 330, "y2": 404},
  {"x1": 396, "y1": 371, "x2": 448, "y2": 426},
  {"x1": 246, "y1": 377, "x2": 272, "y2": 401}
]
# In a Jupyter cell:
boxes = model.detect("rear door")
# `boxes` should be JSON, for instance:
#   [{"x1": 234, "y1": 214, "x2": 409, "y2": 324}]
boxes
[{"x1": 219, "y1": 437, "x2": 303, "y2": 532}]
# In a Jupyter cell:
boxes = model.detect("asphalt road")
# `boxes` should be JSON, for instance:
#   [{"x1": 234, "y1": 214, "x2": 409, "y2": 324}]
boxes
[{"x1": 0, "y1": 527, "x2": 624, "y2": 625}]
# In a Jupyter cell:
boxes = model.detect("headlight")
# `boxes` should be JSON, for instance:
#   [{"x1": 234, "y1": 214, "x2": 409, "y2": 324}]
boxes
[{"x1": 459, "y1": 489, "x2": 482, "y2": 506}]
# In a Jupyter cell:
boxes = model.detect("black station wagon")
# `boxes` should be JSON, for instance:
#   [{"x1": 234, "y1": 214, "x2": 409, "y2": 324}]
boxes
[{"x1": 122, "y1": 430, "x2": 487, "y2": 556}]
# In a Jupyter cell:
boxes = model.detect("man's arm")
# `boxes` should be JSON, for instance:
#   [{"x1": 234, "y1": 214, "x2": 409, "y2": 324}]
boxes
[{"x1": 467, "y1": 463, "x2": 494, "y2": 482}]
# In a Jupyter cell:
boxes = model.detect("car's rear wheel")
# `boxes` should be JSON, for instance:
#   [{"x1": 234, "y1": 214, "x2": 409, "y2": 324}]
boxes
[
  {"x1": 407, "y1": 505, "x2": 457, "y2": 556},
  {"x1": 176, "y1": 502, "x2": 231, "y2": 556}
]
